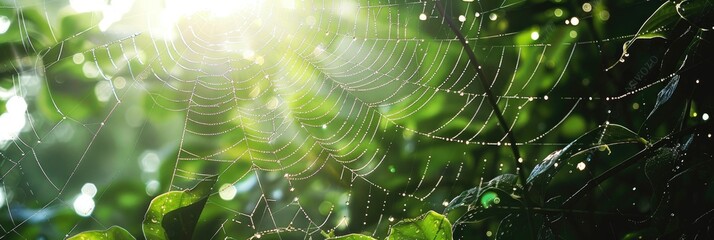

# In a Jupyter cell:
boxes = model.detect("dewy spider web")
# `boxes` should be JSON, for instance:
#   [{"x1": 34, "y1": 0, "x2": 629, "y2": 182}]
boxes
[{"x1": 0, "y1": 0, "x2": 684, "y2": 239}]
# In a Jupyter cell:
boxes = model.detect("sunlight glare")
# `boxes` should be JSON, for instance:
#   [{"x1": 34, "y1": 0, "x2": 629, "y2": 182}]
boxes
[
  {"x1": 73, "y1": 194, "x2": 95, "y2": 217},
  {"x1": 0, "y1": 187, "x2": 5, "y2": 209},
  {"x1": 155, "y1": 0, "x2": 262, "y2": 39},
  {"x1": 0, "y1": 16, "x2": 11, "y2": 34},
  {"x1": 0, "y1": 96, "x2": 27, "y2": 144},
  {"x1": 164, "y1": 0, "x2": 261, "y2": 18}
]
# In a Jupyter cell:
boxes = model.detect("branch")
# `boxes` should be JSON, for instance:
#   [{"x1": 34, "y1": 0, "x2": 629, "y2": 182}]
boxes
[
  {"x1": 563, "y1": 122, "x2": 708, "y2": 207},
  {"x1": 432, "y1": 0, "x2": 534, "y2": 237},
  {"x1": 432, "y1": 0, "x2": 525, "y2": 184}
]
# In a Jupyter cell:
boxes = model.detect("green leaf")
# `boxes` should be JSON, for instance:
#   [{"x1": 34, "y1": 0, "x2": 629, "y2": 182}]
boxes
[
  {"x1": 328, "y1": 233, "x2": 377, "y2": 240},
  {"x1": 386, "y1": 211, "x2": 452, "y2": 240},
  {"x1": 608, "y1": 1, "x2": 680, "y2": 70},
  {"x1": 527, "y1": 124, "x2": 644, "y2": 195},
  {"x1": 68, "y1": 226, "x2": 135, "y2": 240},
  {"x1": 142, "y1": 176, "x2": 217, "y2": 240},
  {"x1": 446, "y1": 174, "x2": 529, "y2": 224},
  {"x1": 648, "y1": 74, "x2": 680, "y2": 120},
  {"x1": 446, "y1": 174, "x2": 521, "y2": 212},
  {"x1": 675, "y1": 0, "x2": 714, "y2": 29},
  {"x1": 610, "y1": 0, "x2": 714, "y2": 70}
]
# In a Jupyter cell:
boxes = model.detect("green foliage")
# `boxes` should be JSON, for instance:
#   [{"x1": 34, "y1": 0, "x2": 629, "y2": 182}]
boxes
[
  {"x1": 74, "y1": 199, "x2": 449, "y2": 240},
  {"x1": 329, "y1": 211, "x2": 453, "y2": 240},
  {"x1": 526, "y1": 124, "x2": 645, "y2": 198},
  {"x1": 143, "y1": 176, "x2": 216, "y2": 240},
  {"x1": 611, "y1": 0, "x2": 713, "y2": 69},
  {"x1": 385, "y1": 211, "x2": 452, "y2": 240},
  {"x1": 72, "y1": 176, "x2": 216, "y2": 240},
  {"x1": 67, "y1": 226, "x2": 135, "y2": 240},
  {"x1": 447, "y1": 174, "x2": 521, "y2": 212}
]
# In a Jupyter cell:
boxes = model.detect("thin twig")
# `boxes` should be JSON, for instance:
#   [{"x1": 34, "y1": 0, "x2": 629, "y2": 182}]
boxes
[
  {"x1": 431, "y1": 0, "x2": 525, "y2": 186},
  {"x1": 563, "y1": 122, "x2": 708, "y2": 208},
  {"x1": 432, "y1": 0, "x2": 534, "y2": 237}
]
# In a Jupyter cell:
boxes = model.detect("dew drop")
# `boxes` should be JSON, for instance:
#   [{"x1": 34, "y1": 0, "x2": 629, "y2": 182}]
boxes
[
  {"x1": 530, "y1": 31, "x2": 540, "y2": 40},
  {"x1": 419, "y1": 13, "x2": 427, "y2": 21},
  {"x1": 577, "y1": 162, "x2": 586, "y2": 171},
  {"x1": 570, "y1": 17, "x2": 580, "y2": 26},
  {"x1": 489, "y1": 13, "x2": 498, "y2": 21}
]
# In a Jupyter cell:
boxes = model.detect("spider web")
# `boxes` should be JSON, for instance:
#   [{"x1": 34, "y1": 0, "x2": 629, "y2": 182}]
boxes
[{"x1": 0, "y1": 0, "x2": 690, "y2": 239}]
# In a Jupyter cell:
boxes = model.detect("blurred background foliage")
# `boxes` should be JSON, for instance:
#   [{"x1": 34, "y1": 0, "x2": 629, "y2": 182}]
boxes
[{"x1": 0, "y1": 0, "x2": 712, "y2": 239}]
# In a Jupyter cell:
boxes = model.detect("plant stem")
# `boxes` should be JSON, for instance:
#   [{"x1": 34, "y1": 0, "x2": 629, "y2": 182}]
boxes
[
  {"x1": 432, "y1": 0, "x2": 534, "y2": 238},
  {"x1": 563, "y1": 122, "x2": 707, "y2": 207},
  {"x1": 431, "y1": 0, "x2": 526, "y2": 185}
]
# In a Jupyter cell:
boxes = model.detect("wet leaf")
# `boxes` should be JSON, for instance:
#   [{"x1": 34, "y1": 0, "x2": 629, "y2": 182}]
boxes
[
  {"x1": 610, "y1": 0, "x2": 714, "y2": 70},
  {"x1": 675, "y1": 0, "x2": 714, "y2": 29},
  {"x1": 446, "y1": 174, "x2": 520, "y2": 212},
  {"x1": 608, "y1": 0, "x2": 680, "y2": 70},
  {"x1": 68, "y1": 226, "x2": 135, "y2": 240},
  {"x1": 648, "y1": 75, "x2": 680, "y2": 120},
  {"x1": 386, "y1": 211, "x2": 452, "y2": 240},
  {"x1": 527, "y1": 124, "x2": 644, "y2": 195},
  {"x1": 142, "y1": 176, "x2": 217, "y2": 240}
]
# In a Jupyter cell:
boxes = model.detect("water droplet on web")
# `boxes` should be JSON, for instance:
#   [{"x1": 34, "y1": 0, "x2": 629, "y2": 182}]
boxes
[
  {"x1": 419, "y1": 13, "x2": 427, "y2": 21},
  {"x1": 577, "y1": 162, "x2": 586, "y2": 171},
  {"x1": 570, "y1": 17, "x2": 580, "y2": 26},
  {"x1": 81, "y1": 183, "x2": 97, "y2": 197},
  {"x1": 530, "y1": 31, "x2": 540, "y2": 40},
  {"x1": 489, "y1": 13, "x2": 498, "y2": 21}
]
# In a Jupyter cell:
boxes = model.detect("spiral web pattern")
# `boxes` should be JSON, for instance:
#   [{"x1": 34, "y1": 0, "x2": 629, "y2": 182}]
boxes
[{"x1": 0, "y1": 0, "x2": 677, "y2": 238}]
